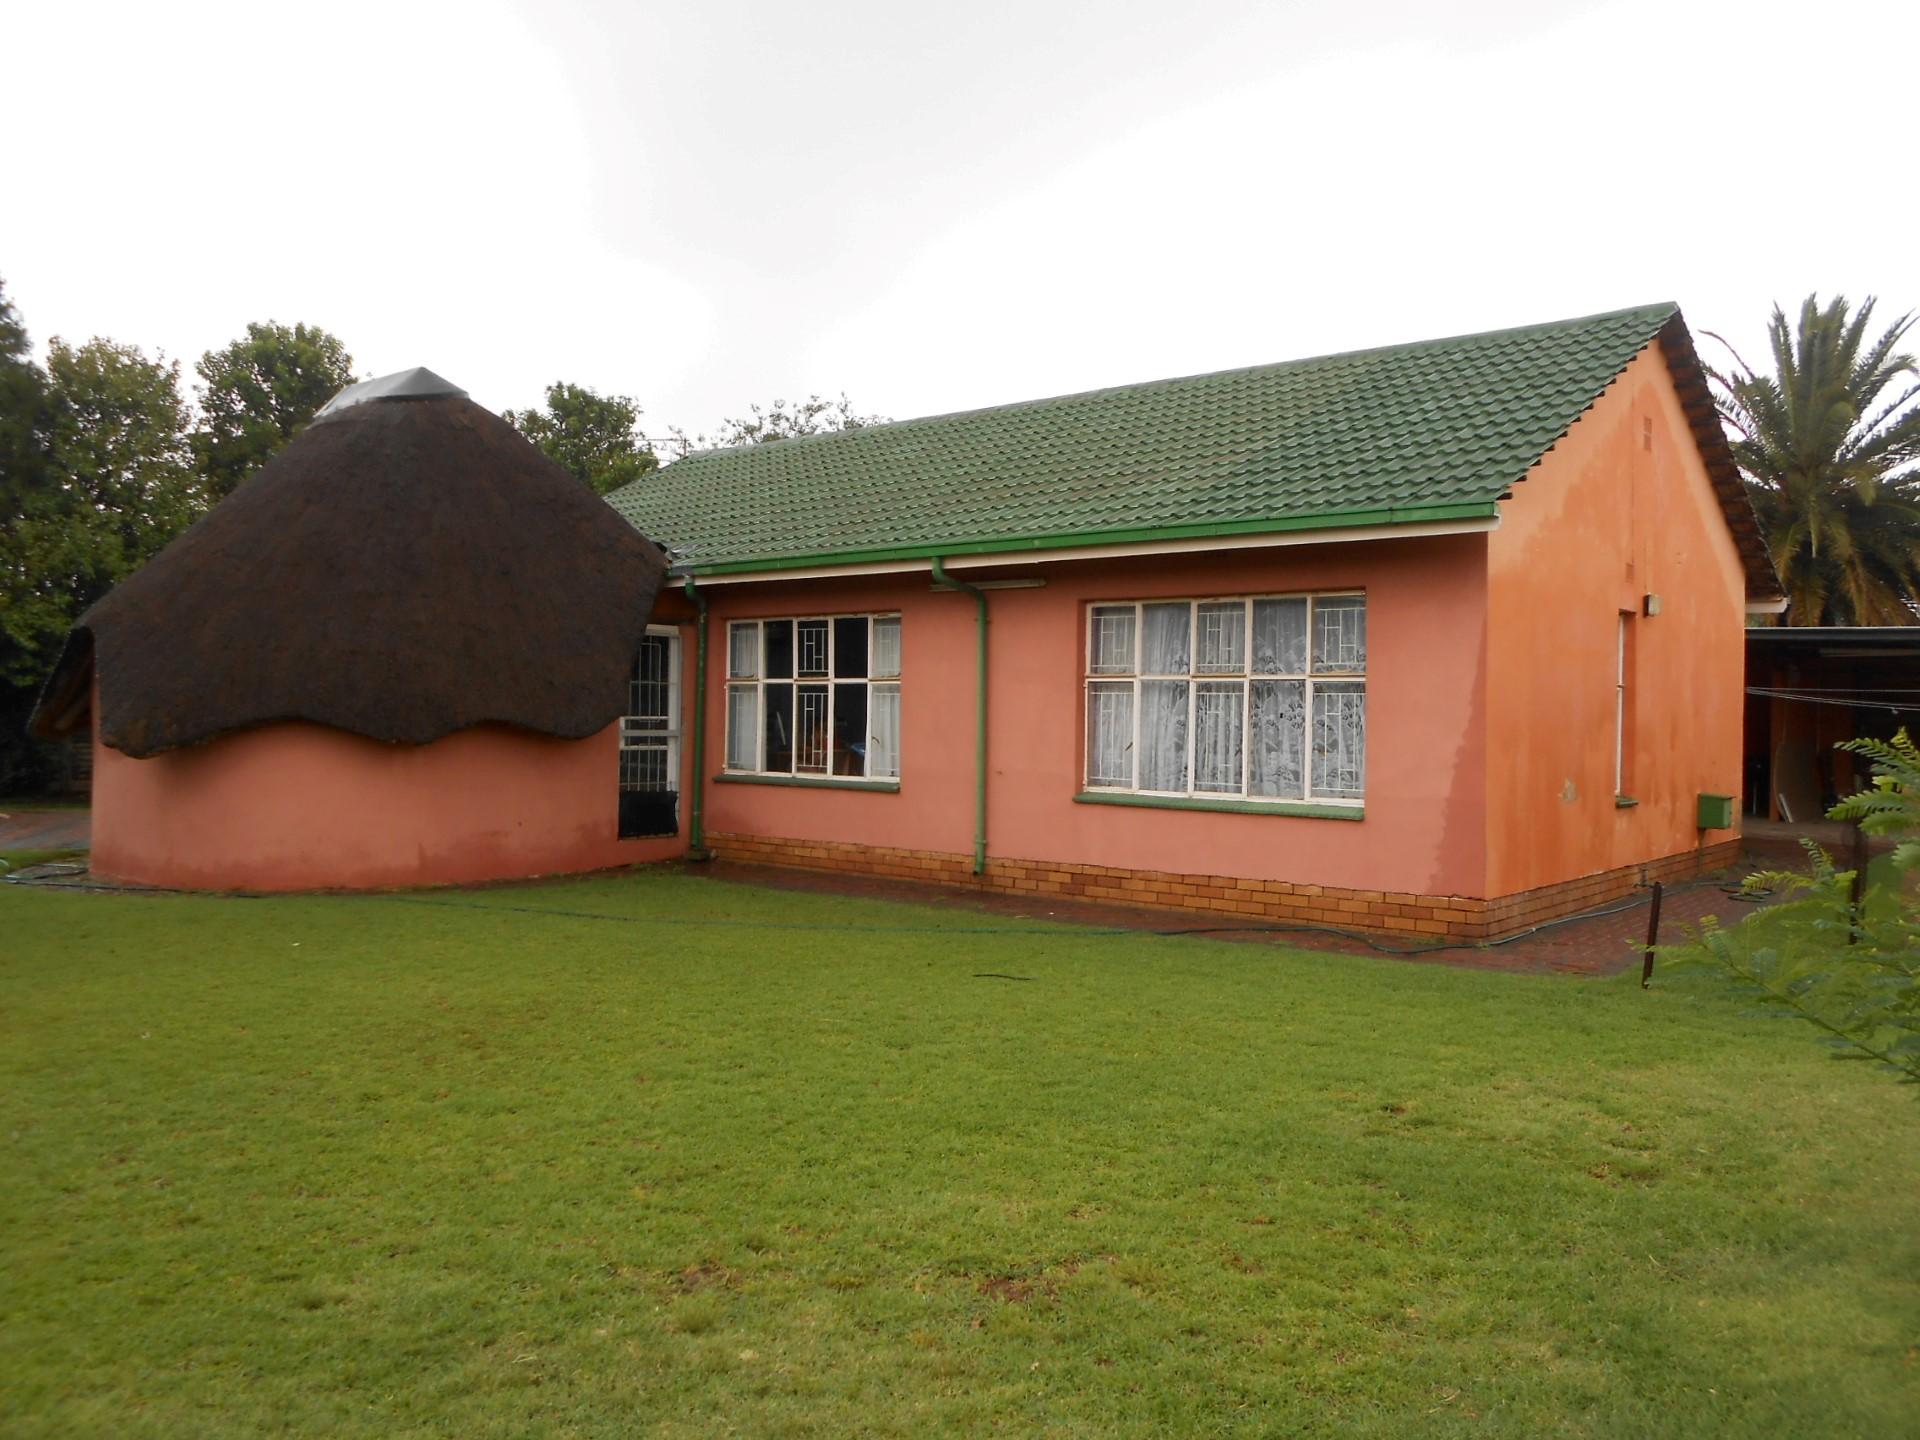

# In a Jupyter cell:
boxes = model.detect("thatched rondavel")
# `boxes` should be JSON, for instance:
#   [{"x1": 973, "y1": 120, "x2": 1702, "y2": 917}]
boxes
[{"x1": 30, "y1": 369, "x2": 668, "y2": 757}]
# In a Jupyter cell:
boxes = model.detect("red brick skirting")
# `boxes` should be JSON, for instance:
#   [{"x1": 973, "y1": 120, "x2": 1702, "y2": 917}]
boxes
[{"x1": 704, "y1": 832, "x2": 1745, "y2": 942}]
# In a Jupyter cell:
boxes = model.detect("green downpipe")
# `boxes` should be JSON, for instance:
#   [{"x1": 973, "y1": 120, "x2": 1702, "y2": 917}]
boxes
[
  {"x1": 683, "y1": 577, "x2": 710, "y2": 859},
  {"x1": 930, "y1": 557, "x2": 988, "y2": 874}
]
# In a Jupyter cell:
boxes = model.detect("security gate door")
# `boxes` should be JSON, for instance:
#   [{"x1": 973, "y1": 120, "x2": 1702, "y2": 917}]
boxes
[{"x1": 618, "y1": 629, "x2": 680, "y2": 838}]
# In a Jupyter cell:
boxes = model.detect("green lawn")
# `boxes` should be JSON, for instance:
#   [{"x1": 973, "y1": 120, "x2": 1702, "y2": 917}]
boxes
[{"x1": 2, "y1": 869, "x2": 1915, "y2": 1437}]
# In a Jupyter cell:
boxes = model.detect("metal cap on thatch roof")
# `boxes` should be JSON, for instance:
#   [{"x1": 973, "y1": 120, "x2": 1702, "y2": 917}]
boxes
[
  {"x1": 315, "y1": 366, "x2": 468, "y2": 419},
  {"x1": 28, "y1": 375, "x2": 669, "y2": 757}
]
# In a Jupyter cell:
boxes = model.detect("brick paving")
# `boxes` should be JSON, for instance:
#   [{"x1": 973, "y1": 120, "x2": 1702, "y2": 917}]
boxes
[{"x1": 0, "y1": 808, "x2": 91, "y2": 854}]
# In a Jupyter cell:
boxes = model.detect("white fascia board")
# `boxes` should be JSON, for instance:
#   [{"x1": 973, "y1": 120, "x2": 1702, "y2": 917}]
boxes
[{"x1": 690, "y1": 515, "x2": 1500, "y2": 586}]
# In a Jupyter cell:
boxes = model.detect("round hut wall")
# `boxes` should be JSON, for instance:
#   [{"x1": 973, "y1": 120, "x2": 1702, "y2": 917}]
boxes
[{"x1": 89, "y1": 708, "x2": 688, "y2": 892}]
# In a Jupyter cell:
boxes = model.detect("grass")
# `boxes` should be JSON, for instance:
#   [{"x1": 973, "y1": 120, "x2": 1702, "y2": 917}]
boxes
[{"x1": 2, "y1": 868, "x2": 1916, "y2": 1437}]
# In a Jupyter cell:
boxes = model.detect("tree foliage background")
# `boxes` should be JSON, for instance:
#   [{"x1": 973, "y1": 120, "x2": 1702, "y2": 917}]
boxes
[
  {"x1": 1711, "y1": 295, "x2": 1920, "y2": 625},
  {"x1": 193, "y1": 322, "x2": 355, "y2": 501},
  {"x1": 675, "y1": 393, "x2": 887, "y2": 453},
  {"x1": 0, "y1": 283, "x2": 355, "y2": 791},
  {"x1": 503, "y1": 383, "x2": 656, "y2": 495}
]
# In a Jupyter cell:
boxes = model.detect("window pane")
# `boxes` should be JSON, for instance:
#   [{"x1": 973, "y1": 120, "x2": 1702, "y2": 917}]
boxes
[
  {"x1": 1192, "y1": 680, "x2": 1244, "y2": 793},
  {"x1": 1252, "y1": 598, "x2": 1307, "y2": 675},
  {"x1": 869, "y1": 683, "x2": 901, "y2": 779},
  {"x1": 1194, "y1": 601, "x2": 1245, "y2": 674},
  {"x1": 871, "y1": 616, "x2": 901, "y2": 678},
  {"x1": 797, "y1": 620, "x2": 830, "y2": 677},
  {"x1": 1138, "y1": 680, "x2": 1189, "y2": 791},
  {"x1": 725, "y1": 684, "x2": 758, "y2": 769},
  {"x1": 618, "y1": 743, "x2": 671, "y2": 793},
  {"x1": 1085, "y1": 681, "x2": 1134, "y2": 787},
  {"x1": 795, "y1": 684, "x2": 830, "y2": 772},
  {"x1": 1089, "y1": 606, "x2": 1136, "y2": 674},
  {"x1": 1312, "y1": 596, "x2": 1367, "y2": 673},
  {"x1": 629, "y1": 634, "x2": 672, "y2": 722},
  {"x1": 762, "y1": 683, "x2": 794, "y2": 771},
  {"x1": 1141, "y1": 602, "x2": 1191, "y2": 675},
  {"x1": 727, "y1": 622, "x2": 759, "y2": 679},
  {"x1": 831, "y1": 683, "x2": 867, "y2": 776},
  {"x1": 1248, "y1": 680, "x2": 1305, "y2": 798},
  {"x1": 833, "y1": 617, "x2": 869, "y2": 679},
  {"x1": 1311, "y1": 682, "x2": 1366, "y2": 798},
  {"x1": 764, "y1": 620, "x2": 794, "y2": 679}
]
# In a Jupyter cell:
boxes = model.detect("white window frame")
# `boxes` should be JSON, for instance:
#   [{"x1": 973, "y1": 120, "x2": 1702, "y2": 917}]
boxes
[
  {"x1": 723, "y1": 613, "x2": 902, "y2": 782},
  {"x1": 1615, "y1": 612, "x2": 1630, "y2": 797},
  {"x1": 619, "y1": 624, "x2": 681, "y2": 792},
  {"x1": 1081, "y1": 592, "x2": 1367, "y2": 805}
]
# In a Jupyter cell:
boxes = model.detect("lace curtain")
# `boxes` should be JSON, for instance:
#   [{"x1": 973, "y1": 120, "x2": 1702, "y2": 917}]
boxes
[
  {"x1": 1085, "y1": 595, "x2": 1365, "y2": 800},
  {"x1": 725, "y1": 684, "x2": 756, "y2": 769},
  {"x1": 869, "y1": 683, "x2": 901, "y2": 778}
]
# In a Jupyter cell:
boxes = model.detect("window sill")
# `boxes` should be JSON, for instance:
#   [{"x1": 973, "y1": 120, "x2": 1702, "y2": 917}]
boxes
[
  {"x1": 1074, "y1": 791, "x2": 1363, "y2": 820},
  {"x1": 714, "y1": 772, "x2": 900, "y2": 793},
  {"x1": 1615, "y1": 795, "x2": 1639, "y2": 809}
]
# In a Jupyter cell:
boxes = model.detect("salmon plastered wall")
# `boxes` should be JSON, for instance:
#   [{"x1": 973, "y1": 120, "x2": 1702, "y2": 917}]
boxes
[
  {"x1": 90, "y1": 713, "x2": 688, "y2": 892},
  {"x1": 1484, "y1": 342, "x2": 1747, "y2": 895},
  {"x1": 699, "y1": 534, "x2": 1492, "y2": 899}
]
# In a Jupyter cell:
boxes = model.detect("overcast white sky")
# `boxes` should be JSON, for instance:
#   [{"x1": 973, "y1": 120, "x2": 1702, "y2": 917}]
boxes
[{"x1": 8, "y1": 0, "x2": 1916, "y2": 440}]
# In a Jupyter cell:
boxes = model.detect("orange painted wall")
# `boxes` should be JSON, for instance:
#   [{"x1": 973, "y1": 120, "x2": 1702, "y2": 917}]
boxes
[
  {"x1": 91, "y1": 710, "x2": 689, "y2": 892},
  {"x1": 1483, "y1": 343, "x2": 1746, "y2": 895},
  {"x1": 700, "y1": 535, "x2": 1491, "y2": 897}
]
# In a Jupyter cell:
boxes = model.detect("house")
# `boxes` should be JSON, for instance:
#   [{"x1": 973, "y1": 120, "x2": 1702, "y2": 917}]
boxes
[
  {"x1": 605, "y1": 302, "x2": 1779, "y2": 940},
  {"x1": 32, "y1": 304, "x2": 1782, "y2": 939}
]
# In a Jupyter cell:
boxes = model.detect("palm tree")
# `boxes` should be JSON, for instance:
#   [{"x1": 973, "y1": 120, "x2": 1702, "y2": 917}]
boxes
[{"x1": 1709, "y1": 295, "x2": 1920, "y2": 625}]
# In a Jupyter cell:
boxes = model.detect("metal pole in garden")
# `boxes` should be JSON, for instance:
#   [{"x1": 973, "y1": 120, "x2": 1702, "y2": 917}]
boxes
[{"x1": 1641, "y1": 881, "x2": 1664, "y2": 989}]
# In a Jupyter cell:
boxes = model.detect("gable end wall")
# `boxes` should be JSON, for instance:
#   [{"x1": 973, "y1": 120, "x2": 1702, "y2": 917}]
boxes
[{"x1": 1483, "y1": 343, "x2": 1747, "y2": 896}]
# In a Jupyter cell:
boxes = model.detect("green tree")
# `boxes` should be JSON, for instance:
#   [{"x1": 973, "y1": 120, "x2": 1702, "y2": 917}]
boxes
[
  {"x1": 47, "y1": 338, "x2": 203, "y2": 576},
  {"x1": 0, "y1": 277, "x2": 51, "y2": 527},
  {"x1": 503, "y1": 382, "x2": 657, "y2": 495},
  {"x1": 682, "y1": 392, "x2": 887, "y2": 452},
  {"x1": 0, "y1": 279, "x2": 60, "y2": 696},
  {"x1": 193, "y1": 321, "x2": 354, "y2": 499},
  {"x1": 0, "y1": 287, "x2": 201, "y2": 791},
  {"x1": 3, "y1": 338, "x2": 200, "y2": 683},
  {"x1": 1709, "y1": 295, "x2": 1920, "y2": 625}
]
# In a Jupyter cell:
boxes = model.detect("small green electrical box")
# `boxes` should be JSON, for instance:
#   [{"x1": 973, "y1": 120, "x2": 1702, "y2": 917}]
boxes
[{"x1": 1697, "y1": 793, "x2": 1734, "y2": 830}]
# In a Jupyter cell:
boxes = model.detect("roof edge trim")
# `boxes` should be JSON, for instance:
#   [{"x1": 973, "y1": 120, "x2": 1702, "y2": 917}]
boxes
[{"x1": 684, "y1": 507, "x2": 1501, "y2": 583}]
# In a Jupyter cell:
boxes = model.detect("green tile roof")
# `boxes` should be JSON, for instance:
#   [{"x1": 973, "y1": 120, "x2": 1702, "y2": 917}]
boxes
[{"x1": 608, "y1": 303, "x2": 1683, "y2": 575}]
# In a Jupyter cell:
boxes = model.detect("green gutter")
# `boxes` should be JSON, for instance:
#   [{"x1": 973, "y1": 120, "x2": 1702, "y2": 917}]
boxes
[
  {"x1": 683, "y1": 578, "x2": 710, "y2": 859},
  {"x1": 681, "y1": 501, "x2": 1500, "y2": 577},
  {"x1": 930, "y1": 557, "x2": 988, "y2": 875}
]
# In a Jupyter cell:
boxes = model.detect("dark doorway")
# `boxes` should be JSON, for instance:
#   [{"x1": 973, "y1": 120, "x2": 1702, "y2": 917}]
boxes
[{"x1": 618, "y1": 631, "x2": 680, "y2": 838}]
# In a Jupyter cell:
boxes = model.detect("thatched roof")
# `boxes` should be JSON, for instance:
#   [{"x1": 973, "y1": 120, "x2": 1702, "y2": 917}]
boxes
[{"x1": 29, "y1": 371, "x2": 668, "y2": 757}]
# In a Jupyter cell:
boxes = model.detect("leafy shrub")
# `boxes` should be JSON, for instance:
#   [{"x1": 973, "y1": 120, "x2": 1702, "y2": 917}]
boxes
[{"x1": 1665, "y1": 730, "x2": 1918, "y2": 1087}]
